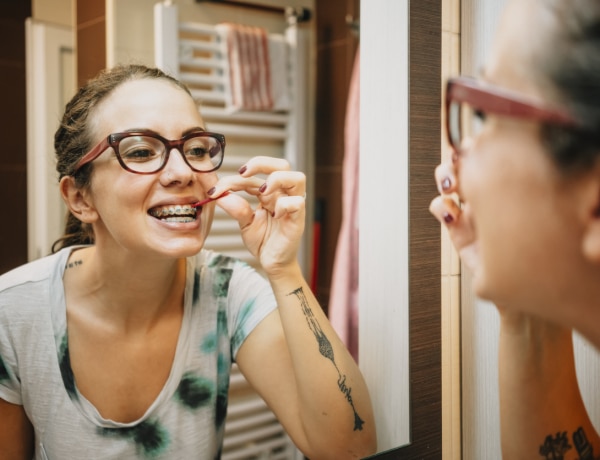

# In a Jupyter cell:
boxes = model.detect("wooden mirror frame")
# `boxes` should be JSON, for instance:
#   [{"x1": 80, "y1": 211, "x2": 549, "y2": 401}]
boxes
[{"x1": 363, "y1": 1, "x2": 442, "y2": 457}]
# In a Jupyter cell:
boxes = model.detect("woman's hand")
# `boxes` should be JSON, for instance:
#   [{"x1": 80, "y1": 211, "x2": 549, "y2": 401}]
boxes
[
  {"x1": 431, "y1": 150, "x2": 552, "y2": 330},
  {"x1": 208, "y1": 156, "x2": 306, "y2": 276},
  {"x1": 429, "y1": 149, "x2": 480, "y2": 272}
]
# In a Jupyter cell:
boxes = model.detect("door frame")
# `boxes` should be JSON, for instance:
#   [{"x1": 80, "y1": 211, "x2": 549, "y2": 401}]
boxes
[{"x1": 25, "y1": 19, "x2": 75, "y2": 260}]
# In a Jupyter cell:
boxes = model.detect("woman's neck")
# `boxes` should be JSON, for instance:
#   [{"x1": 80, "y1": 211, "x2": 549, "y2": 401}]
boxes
[{"x1": 63, "y1": 246, "x2": 187, "y2": 335}]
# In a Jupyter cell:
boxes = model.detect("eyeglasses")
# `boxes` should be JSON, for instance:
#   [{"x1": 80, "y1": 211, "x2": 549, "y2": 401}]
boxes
[
  {"x1": 74, "y1": 130, "x2": 226, "y2": 174},
  {"x1": 446, "y1": 76, "x2": 579, "y2": 153}
]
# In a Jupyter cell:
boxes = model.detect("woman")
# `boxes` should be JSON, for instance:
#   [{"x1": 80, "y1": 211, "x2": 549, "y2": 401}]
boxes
[
  {"x1": 0, "y1": 65, "x2": 376, "y2": 459},
  {"x1": 430, "y1": 0, "x2": 600, "y2": 457}
]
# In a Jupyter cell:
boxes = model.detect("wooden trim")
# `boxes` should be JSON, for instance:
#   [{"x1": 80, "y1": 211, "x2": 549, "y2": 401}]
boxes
[{"x1": 76, "y1": 0, "x2": 106, "y2": 87}]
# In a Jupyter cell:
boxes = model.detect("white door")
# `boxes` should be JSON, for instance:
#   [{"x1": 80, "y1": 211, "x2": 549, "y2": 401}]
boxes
[{"x1": 25, "y1": 19, "x2": 75, "y2": 260}]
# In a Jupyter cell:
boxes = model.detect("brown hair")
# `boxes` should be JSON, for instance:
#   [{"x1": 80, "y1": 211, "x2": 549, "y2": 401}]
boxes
[
  {"x1": 537, "y1": 0, "x2": 600, "y2": 174},
  {"x1": 52, "y1": 64, "x2": 192, "y2": 252}
]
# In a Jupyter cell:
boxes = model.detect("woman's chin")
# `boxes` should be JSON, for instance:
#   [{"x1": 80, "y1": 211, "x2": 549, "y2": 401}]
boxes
[{"x1": 152, "y1": 237, "x2": 206, "y2": 259}]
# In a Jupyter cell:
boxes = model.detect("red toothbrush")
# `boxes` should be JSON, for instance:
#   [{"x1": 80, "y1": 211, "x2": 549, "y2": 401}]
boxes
[{"x1": 192, "y1": 190, "x2": 230, "y2": 208}]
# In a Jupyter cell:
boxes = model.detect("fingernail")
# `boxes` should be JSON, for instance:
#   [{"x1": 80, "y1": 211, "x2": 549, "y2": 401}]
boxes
[
  {"x1": 259, "y1": 182, "x2": 267, "y2": 193},
  {"x1": 239, "y1": 165, "x2": 247, "y2": 175},
  {"x1": 441, "y1": 177, "x2": 452, "y2": 191},
  {"x1": 207, "y1": 187, "x2": 216, "y2": 196},
  {"x1": 443, "y1": 212, "x2": 454, "y2": 224}
]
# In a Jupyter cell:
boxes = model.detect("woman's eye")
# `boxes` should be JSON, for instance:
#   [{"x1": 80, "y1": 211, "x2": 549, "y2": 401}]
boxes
[
  {"x1": 474, "y1": 109, "x2": 487, "y2": 121},
  {"x1": 186, "y1": 147, "x2": 208, "y2": 158},
  {"x1": 122, "y1": 147, "x2": 158, "y2": 161}
]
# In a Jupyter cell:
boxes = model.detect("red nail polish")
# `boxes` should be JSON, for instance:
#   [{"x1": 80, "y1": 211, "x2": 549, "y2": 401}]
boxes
[
  {"x1": 207, "y1": 187, "x2": 216, "y2": 195},
  {"x1": 259, "y1": 182, "x2": 267, "y2": 193},
  {"x1": 239, "y1": 165, "x2": 247, "y2": 174},
  {"x1": 443, "y1": 212, "x2": 454, "y2": 224},
  {"x1": 441, "y1": 177, "x2": 452, "y2": 191}
]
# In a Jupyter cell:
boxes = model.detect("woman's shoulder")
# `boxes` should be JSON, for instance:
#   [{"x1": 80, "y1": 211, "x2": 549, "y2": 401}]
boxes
[{"x1": 0, "y1": 249, "x2": 68, "y2": 291}]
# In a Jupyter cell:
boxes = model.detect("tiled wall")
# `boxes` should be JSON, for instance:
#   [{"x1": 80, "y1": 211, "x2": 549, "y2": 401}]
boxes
[
  {"x1": 314, "y1": 0, "x2": 359, "y2": 312},
  {"x1": 441, "y1": 0, "x2": 461, "y2": 458},
  {"x1": 0, "y1": 2, "x2": 32, "y2": 275}
]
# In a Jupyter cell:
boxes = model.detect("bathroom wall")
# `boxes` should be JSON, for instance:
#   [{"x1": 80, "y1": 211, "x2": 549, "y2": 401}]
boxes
[{"x1": 0, "y1": 2, "x2": 32, "y2": 275}]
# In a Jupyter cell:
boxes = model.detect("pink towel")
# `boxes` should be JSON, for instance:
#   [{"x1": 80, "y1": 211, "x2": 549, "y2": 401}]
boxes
[
  {"x1": 329, "y1": 49, "x2": 360, "y2": 361},
  {"x1": 217, "y1": 23, "x2": 273, "y2": 111}
]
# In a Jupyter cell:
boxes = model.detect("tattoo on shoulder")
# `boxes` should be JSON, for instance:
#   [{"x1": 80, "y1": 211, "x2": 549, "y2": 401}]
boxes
[
  {"x1": 288, "y1": 287, "x2": 365, "y2": 431},
  {"x1": 539, "y1": 427, "x2": 599, "y2": 460},
  {"x1": 65, "y1": 259, "x2": 83, "y2": 270}
]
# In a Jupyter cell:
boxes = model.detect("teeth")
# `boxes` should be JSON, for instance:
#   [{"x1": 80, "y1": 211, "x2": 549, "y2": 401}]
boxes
[
  {"x1": 149, "y1": 204, "x2": 197, "y2": 219},
  {"x1": 162, "y1": 216, "x2": 195, "y2": 223}
]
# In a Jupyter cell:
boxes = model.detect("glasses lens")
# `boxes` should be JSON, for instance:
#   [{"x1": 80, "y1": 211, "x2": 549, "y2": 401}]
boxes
[
  {"x1": 448, "y1": 101, "x2": 462, "y2": 149},
  {"x1": 118, "y1": 135, "x2": 165, "y2": 173},
  {"x1": 448, "y1": 101, "x2": 485, "y2": 152},
  {"x1": 184, "y1": 134, "x2": 223, "y2": 172}
]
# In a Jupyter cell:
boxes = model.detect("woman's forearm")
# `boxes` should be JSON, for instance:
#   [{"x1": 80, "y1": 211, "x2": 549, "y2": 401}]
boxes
[{"x1": 267, "y1": 263, "x2": 377, "y2": 458}]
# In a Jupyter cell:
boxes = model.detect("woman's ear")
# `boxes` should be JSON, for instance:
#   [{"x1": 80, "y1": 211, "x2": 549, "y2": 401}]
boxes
[{"x1": 59, "y1": 176, "x2": 98, "y2": 224}]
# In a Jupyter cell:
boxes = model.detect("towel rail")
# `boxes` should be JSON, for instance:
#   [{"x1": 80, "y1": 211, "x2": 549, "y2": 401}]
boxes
[
  {"x1": 179, "y1": 39, "x2": 222, "y2": 54},
  {"x1": 200, "y1": 107, "x2": 289, "y2": 124}
]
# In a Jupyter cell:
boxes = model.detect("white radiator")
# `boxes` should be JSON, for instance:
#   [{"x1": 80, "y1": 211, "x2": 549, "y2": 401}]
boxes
[{"x1": 154, "y1": 4, "x2": 311, "y2": 459}]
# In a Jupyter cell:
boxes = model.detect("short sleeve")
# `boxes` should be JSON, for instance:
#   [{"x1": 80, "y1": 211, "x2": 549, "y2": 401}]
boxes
[
  {"x1": 226, "y1": 262, "x2": 277, "y2": 358},
  {"x1": 0, "y1": 332, "x2": 22, "y2": 405}
]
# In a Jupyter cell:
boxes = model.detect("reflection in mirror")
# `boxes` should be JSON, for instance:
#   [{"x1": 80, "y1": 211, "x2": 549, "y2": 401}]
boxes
[{"x1": 18, "y1": 0, "x2": 443, "y2": 458}]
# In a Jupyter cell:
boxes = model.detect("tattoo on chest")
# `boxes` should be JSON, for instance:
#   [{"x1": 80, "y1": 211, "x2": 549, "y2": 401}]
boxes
[
  {"x1": 65, "y1": 259, "x2": 83, "y2": 270},
  {"x1": 539, "y1": 427, "x2": 598, "y2": 460},
  {"x1": 289, "y1": 287, "x2": 365, "y2": 431}
]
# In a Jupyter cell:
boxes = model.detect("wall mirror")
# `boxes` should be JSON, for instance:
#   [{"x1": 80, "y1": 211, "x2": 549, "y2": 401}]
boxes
[{"x1": 24, "y1": 0, "x2": 443, "y2": 457}]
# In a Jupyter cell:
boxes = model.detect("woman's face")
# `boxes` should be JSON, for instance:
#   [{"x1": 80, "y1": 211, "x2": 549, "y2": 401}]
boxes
[
  {"x1": 82, "y1": 78, "x2": 219, "y2": 259},
  {"x1": 457, "y1": 0, "x2": 596, "y2": 316}
]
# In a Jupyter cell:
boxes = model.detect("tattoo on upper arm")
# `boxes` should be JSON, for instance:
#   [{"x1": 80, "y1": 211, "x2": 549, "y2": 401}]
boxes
[
  {"x1": 288, "y1": 287, "x2": 365, "y2": 431},
  {"x1": 539, "y1": 427, "x2": 598, "y2": 460}
]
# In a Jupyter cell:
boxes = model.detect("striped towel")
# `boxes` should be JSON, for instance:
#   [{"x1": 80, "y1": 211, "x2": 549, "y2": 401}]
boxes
[{"x1": 216, "y1": 23, "x2": 274, "y2": 111}]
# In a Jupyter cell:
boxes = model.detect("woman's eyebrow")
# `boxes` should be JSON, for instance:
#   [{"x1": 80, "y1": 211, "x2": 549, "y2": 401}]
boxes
[
  {"x1": 122, "y1": 128, "x2": 158, "y2": 134},
  {"x1": 182, "y1": 126, "x2": 206, "y2": 136},
  {"x1": 118, "y1": 127, "x2": 207, "y2": 136}
]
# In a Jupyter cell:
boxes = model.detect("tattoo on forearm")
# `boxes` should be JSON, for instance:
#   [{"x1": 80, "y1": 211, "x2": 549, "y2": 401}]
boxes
[
  {"x1": 289, "y1": 287, "x2": 365, "y2": 431},
  {"x1": 539, "y1": 427, "x2": 599, "y2": 460}
]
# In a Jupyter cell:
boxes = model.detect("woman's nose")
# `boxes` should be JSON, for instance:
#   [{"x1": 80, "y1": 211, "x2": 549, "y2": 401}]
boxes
[{"x1": 160, "y1": 148, "x2": 195, "y2": 185}]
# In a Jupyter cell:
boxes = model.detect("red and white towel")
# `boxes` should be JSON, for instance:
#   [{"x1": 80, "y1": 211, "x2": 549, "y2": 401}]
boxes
[{"x1": 217, "y1": 23, "x2": 289, "y2": 112}]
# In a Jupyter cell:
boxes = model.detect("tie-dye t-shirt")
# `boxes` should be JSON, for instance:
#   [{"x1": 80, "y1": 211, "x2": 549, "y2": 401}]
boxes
[{"x1": 0, "y1": 246, "x2": 277, "y2": 459}]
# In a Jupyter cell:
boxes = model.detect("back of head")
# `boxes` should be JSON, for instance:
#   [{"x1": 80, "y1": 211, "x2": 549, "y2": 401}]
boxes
[
  {"x1": 52, "y1": 64, "x2": 192, "y2": 253},
  {"x1": 536, "y1": 0, "x2": 600, "y2": 173}
]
